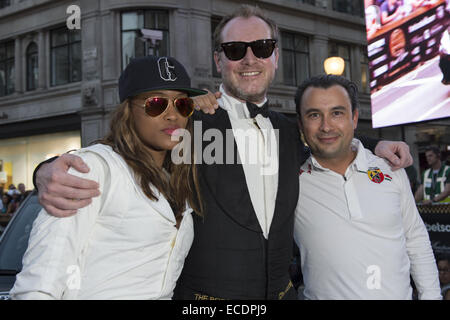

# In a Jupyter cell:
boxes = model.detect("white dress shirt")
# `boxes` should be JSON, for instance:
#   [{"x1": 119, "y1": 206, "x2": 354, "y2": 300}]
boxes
[
  {"x1": 294, "y1": 139, "x2": 441, "y2": 300},
  {"x1": 10, "y1": 144, "x2": 194, "y2": 300},
  {"x1": 217, "y1": 85, "x2": 278, "y2": 239}
]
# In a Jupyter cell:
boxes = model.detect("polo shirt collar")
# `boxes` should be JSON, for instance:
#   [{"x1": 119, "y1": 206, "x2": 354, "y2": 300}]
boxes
[{"x1": 352, "y1": 139, "x2": 369, "y2": 172}]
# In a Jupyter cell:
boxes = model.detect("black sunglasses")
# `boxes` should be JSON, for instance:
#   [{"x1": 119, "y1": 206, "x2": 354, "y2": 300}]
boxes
[
  {"x1": 134, "y1": 97, "x2": 194, "y2": 118},
  {"x1": 219, "y1": 39, "x2": 277, "y2": 61}
]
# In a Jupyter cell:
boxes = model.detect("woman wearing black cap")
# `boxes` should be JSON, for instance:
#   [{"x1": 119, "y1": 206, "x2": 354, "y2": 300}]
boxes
[{"x1": 11, "y1": 56, "x2": 205, "y2": 299}]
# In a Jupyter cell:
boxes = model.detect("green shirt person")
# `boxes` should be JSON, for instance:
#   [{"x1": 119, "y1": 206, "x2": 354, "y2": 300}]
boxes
[{"x1": 415, "y1": 146, "x2": 450, "y2": 204}]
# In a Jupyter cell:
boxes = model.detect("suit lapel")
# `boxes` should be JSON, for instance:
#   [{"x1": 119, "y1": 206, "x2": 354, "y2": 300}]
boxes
[{"x1": 267, "y1": 112, "x2": 300, "y2": 234}]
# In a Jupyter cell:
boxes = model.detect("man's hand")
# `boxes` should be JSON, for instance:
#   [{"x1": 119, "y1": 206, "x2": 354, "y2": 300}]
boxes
[
  {"x1": 421, "y1": 199, "x2": 433, "y2": 205},
  {"x1": 374, "y1": 140, "x2": 413, "y2": 171},
  {"x1": 192, "y1": 89, "x2": 221, "y2": 114},
  {"x1": 37, "y1": 153, "x2": 100, "y2": 217}
]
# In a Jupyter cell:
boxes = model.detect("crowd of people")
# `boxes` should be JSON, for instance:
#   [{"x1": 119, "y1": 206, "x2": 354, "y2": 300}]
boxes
[{"x1": 0, "y1": 183, "x2": 31, "y2": 215}]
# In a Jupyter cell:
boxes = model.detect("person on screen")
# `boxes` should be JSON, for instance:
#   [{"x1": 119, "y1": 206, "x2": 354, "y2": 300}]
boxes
[
  {"x1": 365, "y1": 1, "x2": 381, "y2": 38},
  {"x1": 380, "y1": 0, "x2": 402, "y2": 25},
  {"x1": 439, "y1": 26, "x2": 450, "y2": 85},
  {"x1": 401, "y1": 0, "x2": 421, "y2": 15},
  {"x1": 293, "y1": 75, "x2": 441, "y2": 300}
]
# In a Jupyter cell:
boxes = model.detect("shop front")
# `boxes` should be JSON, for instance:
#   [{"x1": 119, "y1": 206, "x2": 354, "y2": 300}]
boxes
[{"x1": 0, "y1": 114, "x2": 81, "y2": 190}]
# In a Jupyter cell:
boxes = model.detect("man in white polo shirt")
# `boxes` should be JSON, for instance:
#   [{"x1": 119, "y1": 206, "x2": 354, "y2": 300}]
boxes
[{"x1": 293, "y1": 75, "x2": 441, "y2": 300}]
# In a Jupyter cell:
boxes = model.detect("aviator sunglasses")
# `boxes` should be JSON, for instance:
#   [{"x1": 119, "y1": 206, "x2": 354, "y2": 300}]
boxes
[
  {"x1": 219, "y1": 39, "x2": 277, "y2": 61},
  {"x1": 135, "y1": 96, "x2": 195, "y2": 118}
]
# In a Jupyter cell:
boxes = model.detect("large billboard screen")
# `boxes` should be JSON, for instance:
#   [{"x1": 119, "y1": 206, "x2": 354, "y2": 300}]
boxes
[{"x1": 366, "y1": 0, "x2": 450, "y2": 128}]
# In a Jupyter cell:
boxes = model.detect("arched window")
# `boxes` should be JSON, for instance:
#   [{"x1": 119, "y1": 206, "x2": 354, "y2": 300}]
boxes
[
  {"x1": 0, "y1": 40, "x2": 15, "y2": 96},
  {"x1": 26, "y1": 42, "x2": 38, "y2": 91}
]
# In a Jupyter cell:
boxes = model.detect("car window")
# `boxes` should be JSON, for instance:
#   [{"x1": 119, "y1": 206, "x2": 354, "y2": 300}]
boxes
[{"x1": 0, "y1": 192, "x2": 42, "y2": 272}]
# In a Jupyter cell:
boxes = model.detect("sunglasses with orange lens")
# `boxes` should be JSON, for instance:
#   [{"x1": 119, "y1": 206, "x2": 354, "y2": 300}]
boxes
[{"x1": 137, "y1": 97, "x2": 195, "y2": 118}]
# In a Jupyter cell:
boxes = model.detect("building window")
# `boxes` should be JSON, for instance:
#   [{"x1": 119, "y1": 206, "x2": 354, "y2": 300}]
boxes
[
  {"x1": 360, "y1": 46, "x2": 370, "y2": 94},
  {"x1": 211, "y1": 15, "x2": 222, "y2": 78},
  {"x1": 281, "y1": 31, "x2": 310, "y2": 86},
  {"x1": 0, "y1": 0, "x2": 10, "y2": 9},
  {"x1": 0, "y1": 40, "x2": 15, "y2": 97},
  {"x1": 50, "y1": 27, "x2": 81, "y2": 86},
  {"x1": 286, "y1": 0, "x2": 315, "y2": 4},
  {"x1": 328, "y1": 42, "x2": 351, "y2": 80},
  {"x1": 332, "y1": 0, "x2": 364, "y2": 17},
  {"x1": 26, "y1": 42, "x2": 38, "y2": 91},
  {"x1": 121, "y1": 10, "x2": 169, "y2": 70}
]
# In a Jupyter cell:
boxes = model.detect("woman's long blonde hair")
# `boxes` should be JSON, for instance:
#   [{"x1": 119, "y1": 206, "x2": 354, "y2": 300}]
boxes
[{"x1": 98, "y1": 99, "x2": 203, "y2": 221}]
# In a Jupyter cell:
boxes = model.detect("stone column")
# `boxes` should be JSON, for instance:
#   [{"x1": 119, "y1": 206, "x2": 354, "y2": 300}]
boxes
[
  {"x1": 352, "y1": 45, "x2": 362, "y2": 89},
  {"x1": 79, "y1": 0, "x2": 104, "y2": 146},
  {"x1": 311, "y1": 35, "x2": 329, "y2": 75},
  {"x1": 14, "y1": 36, "x2": 22, "y2": 93},
  {"x1": 38, "y1": 30, "x2": 46, "y2": 89}
]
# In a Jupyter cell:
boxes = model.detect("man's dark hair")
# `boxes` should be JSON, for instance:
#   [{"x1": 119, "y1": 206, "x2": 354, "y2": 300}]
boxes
[
  {"x1": 213, "y1": 5, "x2": 279, "y2": 52},
  {"x1": 295, "y1": 74, "x2": 359, "y2": 117},
  {"x1": 425, "y1": 146, "x2": 441, "y2": 157}
]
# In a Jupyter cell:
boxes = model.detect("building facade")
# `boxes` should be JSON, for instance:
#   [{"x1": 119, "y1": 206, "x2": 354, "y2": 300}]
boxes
[{"x1": 0, "y1": 0, "x2": 448, "y2": 188}]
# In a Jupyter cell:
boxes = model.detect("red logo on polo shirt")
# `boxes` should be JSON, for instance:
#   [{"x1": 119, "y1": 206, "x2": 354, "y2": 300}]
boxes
[{"x1": 368, "y1": 168, "x2": 384, "y2": 184}]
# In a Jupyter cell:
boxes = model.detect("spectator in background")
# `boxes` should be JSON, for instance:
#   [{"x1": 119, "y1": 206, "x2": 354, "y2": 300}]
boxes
[
  {"x1": 0, "y1": 184, "x2": 4, "y2": 212},
  {"x1": 17, "y1": 183, "x2": 28, "y2": 202},
  {"x1": 5, "y1": 184, "x2": 21, "y2": 213},
  {"x1": 6, "y1": 184, "x2": 16, "y2": 195},
  {"x1": 437, "y1": 255, "x2": 450, "y2": 300},
  {"x1": 415, "y1": 146, "x2": 450, "y2": 204},
  {"x1": 8, "y1": 190, "x2": 21, "y2": 213},
  {"x1": 1, "y1": 194, "x2": 12, "y2": 214},
  {"x1": 380, "y1": 0, "x2": 402, "y2": 25}
]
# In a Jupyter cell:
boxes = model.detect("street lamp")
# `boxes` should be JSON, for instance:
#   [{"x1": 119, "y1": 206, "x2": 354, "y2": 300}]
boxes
[{"x1": 324, "y1": 56, "x2": 345, "y2": 75}]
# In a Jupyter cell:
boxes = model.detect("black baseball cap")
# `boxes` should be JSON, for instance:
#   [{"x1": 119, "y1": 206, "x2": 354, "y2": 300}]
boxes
[{"x1": 119, "y1": 55, "x2": 207, "y2": 102}]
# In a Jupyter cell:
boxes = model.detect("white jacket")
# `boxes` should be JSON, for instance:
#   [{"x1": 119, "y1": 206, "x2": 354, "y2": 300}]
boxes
[{"x1": 10, "y1": 144, "x2": 194, "y2": 299}]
